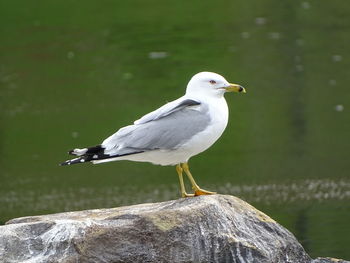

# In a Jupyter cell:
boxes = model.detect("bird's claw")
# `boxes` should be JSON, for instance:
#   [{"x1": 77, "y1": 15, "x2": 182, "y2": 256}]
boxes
[
  {"x1": 194, "y1": 188, "x2": 216, "y2": 196},
  {"x1": 181, "y1": 188, "x2": 216, "y2": 197},
  {"x1": 181, "y1": 192, "x2": 195, "y2": 198}
]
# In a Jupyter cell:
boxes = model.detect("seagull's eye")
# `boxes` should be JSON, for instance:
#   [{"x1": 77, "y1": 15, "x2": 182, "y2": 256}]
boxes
[{"x1": 209, "y1": 80, "x2": 216, "y2": 84}]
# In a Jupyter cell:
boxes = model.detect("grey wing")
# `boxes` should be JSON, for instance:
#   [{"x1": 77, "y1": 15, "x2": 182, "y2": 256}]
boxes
[
  {"x1": 102, "y1": 99, "x2": 210, "y2": 156},
  {"x1": 134, "y1": 97, "x2": 200, "y2": 125}
]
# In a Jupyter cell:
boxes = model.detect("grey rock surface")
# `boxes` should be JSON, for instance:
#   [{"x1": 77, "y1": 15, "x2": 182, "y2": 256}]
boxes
[
  {"x1": 312, "y1": 258, "x2": 350, "y2": 263},
  {"x1": 0, "y1": 195, "x2": 348, "y2": 263}
]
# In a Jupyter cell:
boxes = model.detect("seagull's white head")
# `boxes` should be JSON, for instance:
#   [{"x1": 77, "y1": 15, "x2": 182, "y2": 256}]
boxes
[{"x1": 186, "y1": 72, "x2": 246, "y2": 98}]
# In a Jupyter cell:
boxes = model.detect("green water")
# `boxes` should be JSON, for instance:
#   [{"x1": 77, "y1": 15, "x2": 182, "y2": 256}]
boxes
[{"x1": 1, "y1": 0, "x2": 349, "y2": 259}]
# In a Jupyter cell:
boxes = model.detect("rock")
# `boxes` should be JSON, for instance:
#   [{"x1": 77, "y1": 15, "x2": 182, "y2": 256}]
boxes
[
  {"x1": 312, "y1": 258, "x2": 350, "y2": 263},
  {"x1": 0, "y1": 195, "x2": 348, "y2": 263}
]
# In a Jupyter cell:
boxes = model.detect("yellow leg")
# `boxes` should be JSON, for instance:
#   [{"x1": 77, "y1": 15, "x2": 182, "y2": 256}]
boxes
[
  {"x1": 176, "y1": 164, "x2": 194, "y2": 198},
  {"x1": 181, "y1": 162, "x2": 216, "y2": 196}
]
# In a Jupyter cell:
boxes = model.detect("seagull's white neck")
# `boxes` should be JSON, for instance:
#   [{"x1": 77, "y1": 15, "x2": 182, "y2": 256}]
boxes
[
  {"x1": 184, "y1": 90, "x2": 229, "y2": 126},
  {"x1": 185, "y1": 89, "x2": 225, "y2": 101},
  {"x1": 185, "y1": 96, "x2": 227, "y2": 110}
]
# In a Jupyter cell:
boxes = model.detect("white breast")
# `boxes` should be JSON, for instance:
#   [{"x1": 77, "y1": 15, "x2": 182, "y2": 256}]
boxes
[{"x1": 179, "y1": 97, "x2": 229, "y2": 159}]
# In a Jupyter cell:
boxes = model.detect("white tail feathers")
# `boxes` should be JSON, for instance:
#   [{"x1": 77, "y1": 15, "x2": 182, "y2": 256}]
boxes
[{"x1": 70, "y1": 148, "x2": 88, "y2": 156}]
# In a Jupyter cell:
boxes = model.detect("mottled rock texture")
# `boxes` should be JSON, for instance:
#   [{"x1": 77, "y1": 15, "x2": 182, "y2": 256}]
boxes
[
  {"x1": 312, "y1": 258, "x2": 350, "y2": 263},
  {"x1": 0, "y1": 195, "x2": 348, "y2": 263}
]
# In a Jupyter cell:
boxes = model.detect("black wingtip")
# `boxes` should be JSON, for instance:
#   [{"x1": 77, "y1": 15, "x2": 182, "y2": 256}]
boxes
[
  {"x1": 59, "y1": 160, "x2": 70, "y2": 166},
  {"x1": 59, "y1": 157, "x2": 89, "y2": 166}
]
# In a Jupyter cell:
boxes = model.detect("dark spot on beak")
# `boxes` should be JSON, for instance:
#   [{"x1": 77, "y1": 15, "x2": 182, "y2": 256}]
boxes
[{"x1": 239, "y1": 86, "x2": 244, "y2": 92}]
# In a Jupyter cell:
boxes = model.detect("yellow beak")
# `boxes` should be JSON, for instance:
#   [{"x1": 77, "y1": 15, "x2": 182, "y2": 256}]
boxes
[{"x1": 224, "y1": 83, "x2": 246, "y2": 93}]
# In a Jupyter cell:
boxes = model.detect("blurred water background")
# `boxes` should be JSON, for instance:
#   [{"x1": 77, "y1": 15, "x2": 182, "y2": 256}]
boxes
[{"x1": 1, "y1": 0, "x2": 349, "y2": 259}]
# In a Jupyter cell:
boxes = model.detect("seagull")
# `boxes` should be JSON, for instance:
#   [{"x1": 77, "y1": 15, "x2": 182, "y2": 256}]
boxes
[{"x1": 60, "y1": 72, "x2": 246, "y2": 197}]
